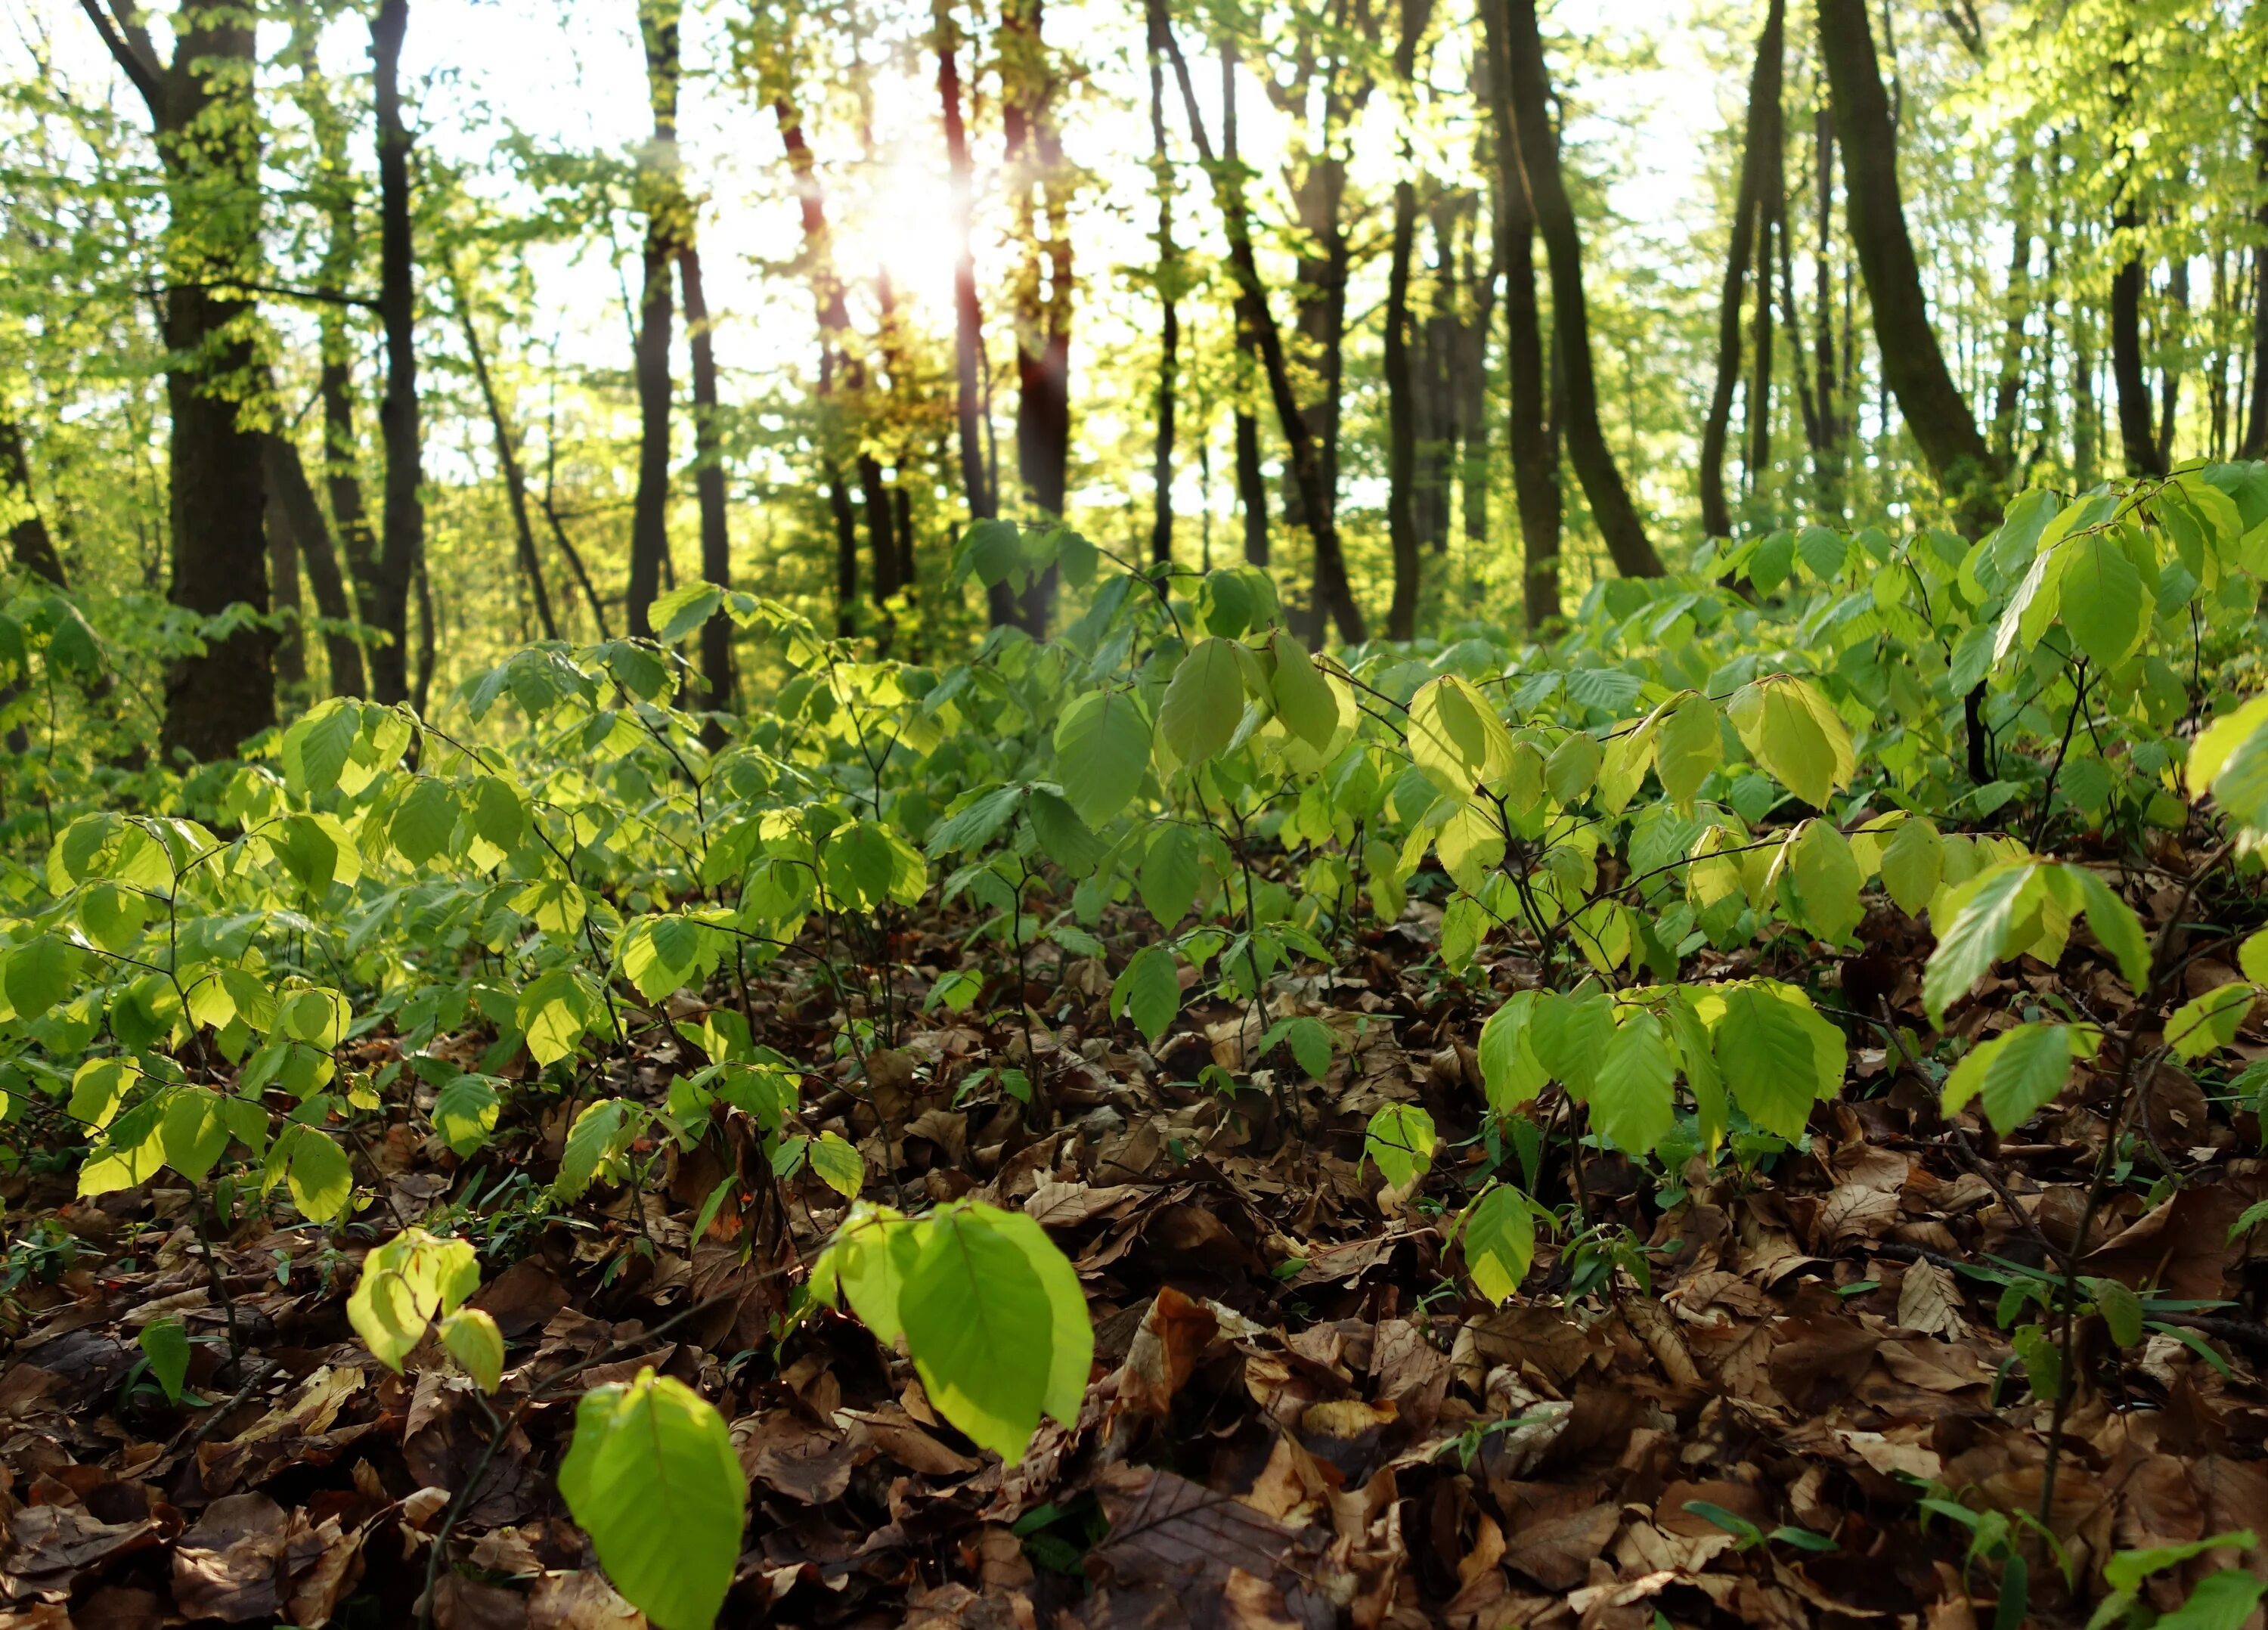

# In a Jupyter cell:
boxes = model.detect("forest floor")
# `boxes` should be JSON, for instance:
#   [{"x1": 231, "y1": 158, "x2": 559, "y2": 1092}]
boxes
[{"x1": 1, "y1": 845, "x2": 2266, "y2": 1630}]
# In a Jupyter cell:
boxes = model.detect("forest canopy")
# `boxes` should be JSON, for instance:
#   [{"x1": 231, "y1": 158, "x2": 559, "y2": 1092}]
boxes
[{"x1": 2, "y1": 0, "x2": 2268, "y2": 1627}]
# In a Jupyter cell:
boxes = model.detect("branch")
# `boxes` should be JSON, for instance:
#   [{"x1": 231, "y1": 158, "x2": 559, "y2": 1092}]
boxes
[{"x1": 76, "y1": 0, "x2": 163, "y2": 116}]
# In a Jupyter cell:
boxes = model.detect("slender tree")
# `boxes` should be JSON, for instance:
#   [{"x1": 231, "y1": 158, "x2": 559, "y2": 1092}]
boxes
[
  {"x1": 1499, "y1": 0, "x2": 1665, "y2": 577},
  {"x1": 1003, "y1": 0, "x2": 1073, "y2": 636},
  {"x1": 2244, "y1": 126, "x2": 2268, "y2": 459},
  {"x1": 262, "y1": 435, "x2": 367, "y2": 696},
  {"x1": 1145, "y1": 0, "x2": 1179, "y2": 570},
  {"x1": 1223, "y1": 39, "x2": 1269, "y2": 569},
  {"x1": 1, "y1": 416, "x2": 67, "y2": 588},
  {"x1": 680, "y1": 245, "x2": 733, "y2": 733},
  {"x1": 627, "y1": 0, "x2": 683, "y2": 640},
  {"x1": 370, "y1": 0, "x2": 426, "y2": 705},
  {"x1": 451, "y1": 275, "x2": 559, "y2": 644},
  {"x1": 1700, "y1": 0, "x2": 1782, "y2": 541},
  {"x1": 79, "y1": 0, "x2": 274, "y2": 757},
  {"x1": 935, "y1": 0, "x2": 995, "y2": 543}
]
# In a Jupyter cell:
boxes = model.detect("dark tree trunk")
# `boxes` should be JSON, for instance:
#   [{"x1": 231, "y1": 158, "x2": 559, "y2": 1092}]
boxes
[
  {"x1": 0, "y1": 417, "x2": 66, "y2": 587},
  {"x1": 370, "y1": 0, "x2": 424, "y2": 706},
  {"x1": 936, "y1": 0, "x2": 993, "y2": 530},
  {"x1": 262, "y1": 434, "x2": 368, "y2": 696},
  {"x1": 1701, "y1": 0, "x2": 1780, "y2": 540},
  {"x1": 1224, "y1": 40, "x2": 1269, "y2": 568},
  {"x1": 1811, "y1": 106, "x2": 1842, "y2": 510},
  {"x1": 82, "y1": 0, "x2": 274, "y2": 757},
  {"x1": 1747, "y1": 38, "x2": 1784, "y2": 511},
  {"x1": 1817, "y1": 0, "x2": 2004, "y2": 536},
  {"x1": 1160, "y1": 28, "x2": 1366, "y2": 643},
  {"x1": 627, "y1": 0, "x2": 682, "y2": 640},
  {"x1": 1004, "y1": 0, "x2": 1071, "y2": 637},
  {"x1": 1457, "y1": 194, "x2": 1498, "y2": 551},
  {"x1": 1146, "y1": 0, "x2": 1179, "y2": 570},
  {"x1": 452, "y1": 284, "x2": 559, "y2": 643},
  {"x1": 2110, "y1": 209, "x2": 2164, "y2": 477},
  {"x1": 266, "y1": 482, "x2": 307, "y2": 689},
  {"x1": 680, "y1": 246, "x2": 732, "y2": 733},
  {"x1": 1990, "y1": 153, "x2": 2032, "y2": 466},
  {"x1": 2245, "y1": 127, "x2": 2268, "y2": 459},
  {"x1": 2158, "y1": 252, "x2": 2187, "y2": 466},
  {"x1": 1481, "y1": 0, "x2": 1560, "y2": 626},
  {"x1": 1385, "y1": 172, "x2": 1420, "y2": 639},
  {"x1": 1499, "y1": 0, "x2": 1665, "y2": 577}
]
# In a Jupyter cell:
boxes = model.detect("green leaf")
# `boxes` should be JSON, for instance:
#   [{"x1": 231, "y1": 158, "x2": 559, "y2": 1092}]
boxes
[
  {"x1": 2059, "y1": 530, "x2": 2146, "y2": 671},
  {"x1": 1269, "y1": 632, "x2": 1337, "y2": 752},
  {"x1": 518, "y1": 968, "x2": 593, "y2": 1068},
  {"x1": 284, "y1": 1127, "x2": 353, "y2": 1222},
  {"x1": 2167, "y1": 983, "x2": 2254, "y2": 1062},
  {"x1": 559, "y1": 1368, "x2": 745, "y2": 1630},
  {"x1": 469, "y1": 776, "x2": 528, "y2": 851},
  {"x1": 2102, "y1": 1533, "x2": 2260, "y2": 1594},
  {"x1": 1785, "y1": 820, "x2": 1863, "y2": 944},
  {"x1": 348, "y1": 1228, "x2": 479, "y2": 1371},
  {"x1": 139, "y1": 1316, "x2": 191, "y2": 1405},
  {"x1": 1923, "y1": 863, "x2": 2045, "y2": 1026},
  {"x1": 1157, "y1": 637, "x2": 1246, "y2": 767},
  {"x1": 1941, "y1": 1023, "x2": 2076, "y2": 1136},
  {"x1": 1544, "y1": 733, "x2": 1601, "y2": 805},
  {"x1": 1111, "y1": 945, "x2": 1180, "y2": 1045},
  {"x1": 1478, "y1": 990, "x2": 1548, "y2": 1111},
  {"x1": 1589, "y1": 1010, "x2": 1677, "y2": 1156},
  {"x1": 440, "y1": 1306, "x2": 505, "y2": 1392},
  {"x1": 1653, "y1": 694, "x2": 1721, "y2": 811},
  {"x1": 1408, "y1": 676, "x2": 1514, "y2": 791},
  {"x1": 2156, "y1": 1570, "x2": 2265, "y2": 1630},
  {"x1": 1282, "y1": 1016, "x2": 1334, "y2": 1080},
  {"x1": 556, "y1": 1098, "x2": 637, "y2": 1200},
  {"x1": 283, "y1": 702, "x2": 359, "y2": 795},
  {"x1": 160, "y1": 1086, "x2": 231, "y2": 1181},
  {"x1": 433, "y1": 1075, "x2": 501, "y2": 1155},
  {"x1": 898, "y1": 1205, "x2": 1058, "y2": 1461},
  {"x1": 5, "y1": 933, "x2": 70, "y2": 1022},
  {"x1": 2087, "y1": 1277, "x2": 2145, "y2": 1348},
  {"x1": 1727, "y1": 674, "x2": 1852, "y2": 810},
  {"x1": 1138, "y1": 824, "x2": 1200, "y2": 926},
  {"x1": 809, "y1": 1130, "x2": 864, "y2": 1198},
  {"x1": 652, "y1": 581, "x2": 726, "y2": 643},
  {"x1": 1879, "y1": 816, "x2": 1943, "y2": 917},
  {"x1": 813, "y1": 1203, "x2": 918, "y2": 1346},
  {"x1": 389, "y1": 778, "x2": 460, "y2": 867},
  {"x1": 1027, "y1": 791, "x2": 1106, "y2": 879},
  {"x1": 1364, "y1": 1103, "x2": 1437, "y2": 1190},
  {"x1": 1711, "y1": 984, "x2": 1833, "y2": 1143},
  {"x1": 1461, "y1": 1185, "x2": 1535, "y2": 1305},
  {"x1": 1052, "y1": 690, "x2": 1151, "y2": 826},
  {"x1": 1528, "y1": 990, "x2": 1613, "y2": 1099}
]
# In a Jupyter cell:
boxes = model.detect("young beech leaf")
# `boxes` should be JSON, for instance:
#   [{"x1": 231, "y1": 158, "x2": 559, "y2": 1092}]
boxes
[
  {"x1": 808, "y1": 1130, "x2": 865, "y2": 1198},
  {"x1": 1727, "y1": 674, "x2": 1852, "y2": 810},
  {"x1": 1364, "y1": 1103, "x2": 1437, "y2": 1190},
  {"x1": 1478, "y1": 990, "x2": 1547, "y2": 1111},
  {"x1": 1922, "y1": 862, "x2": 2045, "y2": 1025},
  {"x1": 348, "y1": 1228, "x2": 479, "y2": 1371},
  {"x1": 1460, "y1": 1185, "x2": 1535, "y2": 1304},
  {"x1": 1111, "y1": 945, "x2": 1180, "y2": 1045},
  {"x1": 139, "y1": 1316, "x2": 191, "y2": 1405},
  {"x1": 811, "y1": 1202, "x2": 917, "y2": 1346},
  {"x1": 1269, "y1": 631, "x2": 1338, "y2": 753},
  {"x1": 1589, "y1": 1010, "x2": 1676, "y2": 1156},
  {"x1": 897, "y1": 1203, "x2": 1091, "y2": 1462},
  {"x1": 1709, "y1": 983, "x2": 1840, "y2": 1143},
  {"x1": 1052, "y1": 689, "x2": 1151, "y2": 826},
  {"x1": 1653, "y1": 693, "x2": 1721, "y2": 810},
  {"x1": 1407, "y1": 676, "x2": 1513, "y2": 791},
  {"x1": 2167, "y1": 982, "x2": 2256, "y2": 1062},
  {"x1": 1139, "y1": 824, "x2": 1200, "y2": 926},
  {"x1": 439, "y1": 1306, "x2": 505, "y2": 1393},
  {"x1": 559, "y1": 1368, "x2": 745, "y2": 1630},
  {"x1": 1157, "y1": 637, "x2": 1245, "y2": 767},
  {"x1": 1877, "y1": 813, "x2": 1943, "y2": 916},
  {"x1": 1940, "y1": 1022, "x2": 2077, "y2": 1136}
]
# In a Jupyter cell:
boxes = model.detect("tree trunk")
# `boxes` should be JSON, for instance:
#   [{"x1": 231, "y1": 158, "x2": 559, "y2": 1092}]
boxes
[
  {"x1": 451, "y1": 282, "x2": 559, "y2": 644},
  {"x1": 369, "y1": 0, "x2": 424, "y2": 707},
  {"x1": 1160, "y1": 29, "x2": 1366, "y2": 643},
  {"x1": 262, "y1": 435, "x2": 368, "y2": 696},
  {"x1": 1146, "y1": 0, "x2": 1179, "y2": 571},
  {"x1": 1990, "y1": 152, "x2": 2032, "y2": 466},
  {"x1": 1499, "y1": 0, "x2": 1664, "y2": 578},
  {"x1": 1385, "y1": 172, "x2": 1420, "y2": 639},
  {"x1": 265, "y1": 481, "x2": 307, "y2": 689},
  {"x1": 1701, "y1": 0, "x2": 1780, "y2": 539},
  {"x1": 2244, "y1": 127, "x2": 2268, "y2": 459},
  {"x1": 1004, "y1": 0, "x2": 1071, "y2": 637},
  {"x1": 2110, "y1": 208, "x2": 2164, "y2": 477},
  {"x1": 936, "y1": 0, "x2": 993, "y2": 529},
  {"x1": 1747, "y1": 40, "x2": 1784, "y2": 513},
  {"x1": 82, "y1": 0, "x2": 275, "y2": 757},
  {"x1": 626, "y1": 0, "x2": 682, "y2": 640},
  {"x1": 1224, "y1": 40, "x2": 1269, "y2": 568},
  {"x1": 679, "y1": 246, "x2": 732, "y2": 732},
  {"x1": 2158, "y1": 251, "x2": 2187, "y2": 466},
  {"x1": 1811, "y1": 106, "x2": 1842, "y2": 511},
  {"x1": 1817, "y1": 0, "x2": 2003, "y2": 536},
  {"x1": 0, "y1": 417, "x2": 66, "y2": 587},
  {"x1": 1480, "y1": 0, "x2": 1560, "y2": 628}
]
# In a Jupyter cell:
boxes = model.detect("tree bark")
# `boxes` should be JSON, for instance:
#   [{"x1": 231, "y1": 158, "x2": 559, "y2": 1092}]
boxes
[
  {"x1": 0, "y1": 417, "x2": 67, "y2": 587},
  {"x1": 1146, "y1": 0, "x2": 1179, "y2": 571},
  {"x1": 679, "y1": 246, "x2": 733, "y2": 733},
  {"x1": 2244, "y1": 127, "x2": 2268, "y2": 459},
  {"x1": 1481, "y1": 0, "x2": 1560, "y2": 628},
  {"x1": 1223, "y1": 40, "x2": 1269, "y2": 568},
  {"x1": 1811, "y1": 106, "x2": 1842, "y2": 511},
  {"x1": 451, "y1": 280, "x2": 558, "y2": 644},
  {"x1": 1747, "y1": 36, "x2": 1784, "y2": 511},
  {"x1": 2158, "y1": 250, "x2": 2187, "y2": 466},
  {"x1": 1385, "y1": 172, "x2": 1420, "y2": 639},
  {"x1": 1990, "y1": 152, "x2": 2032, "y2": 466},
  {"x1": 370, "y1": 0, "x2": 425, "y2": 706},
  {"x1": 1161, "y1": 28, "x2": 1366, "y2": 643},
  {"x1": 262, "y1": 434, "x2": 367, "y2": 696},
  {"x1": 1817, "y1": 0, "x2": 2004, "y2": 536},
  {"x1": 626, "y1": 0, "x2": 682, "y2": 640},
  {"x1": 936, "y1": 0, "x2": 994, "y2": 531},
  {"x1": 1499, "y1": 0, "x2": 1665, "y2": 577},
  {"x1": 265, "y1": 480, "x2": 307, "y2": 689},
  {"x1": 1701, "y1": 0, "x2": 1780, "y2": 540},
  {"x1": 82, "y1": 0, "x2": 274, "y2": 758},
  {"x1": 2110, "y1": 207, "x2": 2164, "y2": 477},
  {"x1": 1004, "y1": 0, "x2": 1072, "y2": 637}
]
